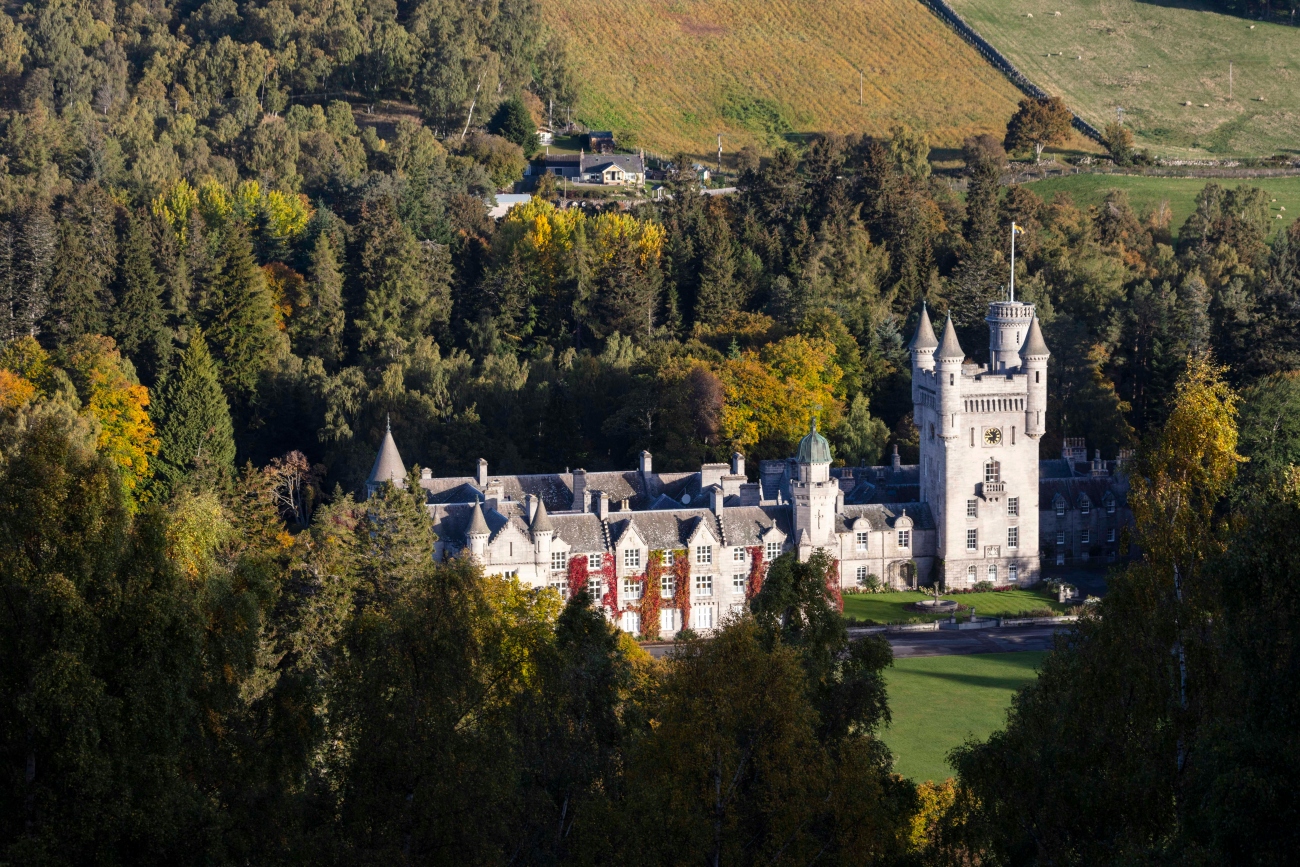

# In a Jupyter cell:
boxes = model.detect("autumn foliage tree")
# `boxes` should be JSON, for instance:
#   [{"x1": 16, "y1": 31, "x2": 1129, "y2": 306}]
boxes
[{"x1": 1004, "y1": 96, "x2": 1074, "y2": 162}]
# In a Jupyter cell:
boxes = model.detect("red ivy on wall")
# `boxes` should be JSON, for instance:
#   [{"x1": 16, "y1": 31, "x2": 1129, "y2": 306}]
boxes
[
  {"x1": 600, "y1": 555, "x2": 618, "y2": 618},
  {"x1": 567, "y1": 556, "x2": 589, "y2": 601},
  {"x1": 826, "y1": 558, "x2": 843, "y2": 613},
  {"x1": 633, "y1": 550, "x2": 666, "y2": 640},
  {"x1": 746, "y1": 545, "x2": 765, "y2": 601},
  {"x1": 671, "y1": 548, "x2": 691, "y2": 631}
]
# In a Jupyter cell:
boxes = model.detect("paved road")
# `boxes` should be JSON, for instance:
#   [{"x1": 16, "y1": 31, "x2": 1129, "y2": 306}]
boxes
[
  {"x1": 641, "y1": 624, "x2": 1067, "y2": 660},
  {"x1": 882, "y1": 624, "x2": 1064, "y2": 658}
]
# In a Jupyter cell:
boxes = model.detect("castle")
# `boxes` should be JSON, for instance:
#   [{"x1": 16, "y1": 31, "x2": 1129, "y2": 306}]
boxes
[{"x1": 366, "y1": 298, "x2": 1132, "y2": 636}]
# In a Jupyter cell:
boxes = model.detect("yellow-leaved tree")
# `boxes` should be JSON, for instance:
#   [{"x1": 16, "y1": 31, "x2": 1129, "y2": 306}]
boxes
[
  {"x1": 719, "y1": 334, "x2": 843, "y2": 458},
  {"x1": 66, "y1": 336, "x2": 159, "y2": 503}
]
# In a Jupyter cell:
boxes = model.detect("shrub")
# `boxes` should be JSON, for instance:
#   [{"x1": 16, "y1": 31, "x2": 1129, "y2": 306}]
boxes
[{"x1": 972, "y1": 580, "x2": 995, "y2": 592}]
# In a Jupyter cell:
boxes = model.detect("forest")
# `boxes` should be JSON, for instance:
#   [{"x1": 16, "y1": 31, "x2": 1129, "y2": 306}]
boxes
[{"x1": 3, "y1": 0, "x2": 1300, "y2": 864}]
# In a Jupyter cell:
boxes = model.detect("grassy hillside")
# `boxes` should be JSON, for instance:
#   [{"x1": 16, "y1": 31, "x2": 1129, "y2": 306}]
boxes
[
  {"x1": 1021, "y1": 172, "x2": 1300, "y2": 237},
  {"x1": 884, "y1": 651, "x2": 1047, "y2": 782},
  {"x1": 540, "y1": 0, "x2": 1028, "y2": 160},
  {"x1": 949, "y1": 0, "x2": 1300, "y2": 158}
]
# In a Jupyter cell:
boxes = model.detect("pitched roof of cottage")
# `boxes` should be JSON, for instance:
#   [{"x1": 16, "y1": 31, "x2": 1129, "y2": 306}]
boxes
[
  {"x1": 367, "y1": 420, "x2": 407, "y2": 487},
  {"x1": 909, "y1": 304, "x2": 939, "y2": 351},
  {"x1": 936, "y1": 314, "x2": 966, "y2": 360}
]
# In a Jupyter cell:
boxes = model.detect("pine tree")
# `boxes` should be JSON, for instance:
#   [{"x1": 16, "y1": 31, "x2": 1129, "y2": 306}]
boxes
[
  {"x1": 111, "y1": 210, "x2": 170, "y2": 384},
  {"x1": 293, "y1": 233, "x2": 345, "y2": 367},
  {"x1": 153, "y1": 329, "x2": 236, "y2": 493},
  {"x1": 694, "y1": 212, "x2": 738, "y2": 327},
  {"x1": 41, "y1": 221, "x2": 110, "y2": 348},
  {"x1": 203, "y1": 225, "x2": 279, "y2": 401}
]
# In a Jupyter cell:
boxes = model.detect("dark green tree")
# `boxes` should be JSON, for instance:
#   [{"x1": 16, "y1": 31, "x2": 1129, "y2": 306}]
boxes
[
  {"x1": 203, "y1": 225, "x2": 280, "y2": 402},
  {"x1": 291, "y1": 233, "x2": 346, "y2": 367},
  {"x1": 41, "y1": 220, "x2": 110, "y2": 347},
  {"x1": 153, "y1": 330, "x2": 236, "y2": 493},
  {"x1": 487, "y1": 94, "x2": 539, "y2": 157},
  {"x1": 111, "y1": 210, "x2": 170, "y2": 384},
  {"x1": 693, "y1": 208, "x2": 739, "y2": 326}
]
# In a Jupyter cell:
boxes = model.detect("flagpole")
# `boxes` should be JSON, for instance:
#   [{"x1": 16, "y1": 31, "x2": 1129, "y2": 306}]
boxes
[{"x1": 1010, "y1": 222, "x2": 1018, "y2": 303}]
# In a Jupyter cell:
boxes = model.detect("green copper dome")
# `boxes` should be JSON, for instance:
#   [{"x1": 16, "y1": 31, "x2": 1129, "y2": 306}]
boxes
[{"x1": 797, "y1": 417, "x2": 832, "y2": 464}]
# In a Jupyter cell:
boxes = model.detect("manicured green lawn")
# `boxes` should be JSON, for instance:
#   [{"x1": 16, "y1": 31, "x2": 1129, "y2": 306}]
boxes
[
  {"x1": 843, "y1": 589, "x2": 1064, "y2": 625},
  {"x1": 883, "y1": 652, "x2": 1047, "y2": 782},
  {"x1": 1022, "y1": 172, "x2": 1300, "y2": 240}
]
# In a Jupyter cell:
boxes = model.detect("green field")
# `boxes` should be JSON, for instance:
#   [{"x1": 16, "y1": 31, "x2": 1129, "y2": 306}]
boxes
[
  {"x1": 884, "y1": 651, "x2": 1047, "y2": 781},
  {"x1": 843, "y1": 588, "x2": 1065, "y2": 624},
  {"x1": 949, "y1": 0, "x2": 1300, "y2": 158},
  {"x1": 541, "y1": 0, "x2": 1028, "y2": 160},
  {"x1": 1021, "y1": 172, "x2": 1300, "y2": 238}
]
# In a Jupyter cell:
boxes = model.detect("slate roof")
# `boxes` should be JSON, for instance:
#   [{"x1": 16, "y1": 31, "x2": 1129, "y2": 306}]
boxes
[
  {"x1": 1020, "y1": 314, "x2": 1050, "y2": 358},
  {"x1": 910, "y1": 304, "x2": 938, "y2": 351},
  {"x1": 1040, "y1": 478, "x2": 1128, "y2": 509},
  {"x1": 368, "y1": 426, "x2": 407, "y2": 486},
  {"x1": 936, "y1": 315, "x2": 966, "y2": 360},
  {"x1": 838, "y1": 503, "x2": 935, "y2": 532}
]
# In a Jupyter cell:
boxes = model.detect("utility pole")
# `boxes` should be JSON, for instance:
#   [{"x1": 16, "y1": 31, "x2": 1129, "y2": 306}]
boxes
[
  {"x1": 717, "y1": 133, "x2": 723, "y2": 174},
  {"x1": 859, "y1": 70, "x2": 863, "y2": 106},
  {"x1": 1229, "y1": 61, "x2": 1233, "y2": 99},
  {"x1": 1116, "y1": 105, "x2": 1124, "y2": 124}
]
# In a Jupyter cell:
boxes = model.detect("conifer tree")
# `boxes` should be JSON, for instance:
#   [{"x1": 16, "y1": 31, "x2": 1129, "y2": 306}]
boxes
[
  {"x1": 111, "y1": 210, "x2": 170, "y2": 383},
  {"x1": 694, "y1": 211, "x2": 738, "y2": 327},
  {"x1": 153, "y1": 330, "x2": 236, "y2": 493},
  {"x1": 203, "y1": 225, "x2": 280, "y2": 401},
  {"x1": 42, "y1": 221, "x2": 110, "y2": 347},
  {"x1": 293, "y1": 233, "x2": 345, "y2": 366}
]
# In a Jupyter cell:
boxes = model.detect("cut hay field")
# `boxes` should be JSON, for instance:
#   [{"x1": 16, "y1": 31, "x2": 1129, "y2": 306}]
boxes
[
  {"x1": 1021, "y1": 172, "x2": 1300, "y2": 238},
  {"x1": 539, "y1": 0, "x2": 1029, "y2": 160},
  {"x1": 949, "y1": 0, "x2": 1300, "y2": 158},
  {"x1": 884, "y1": 651, "x2": 1047, "y2": 782}
]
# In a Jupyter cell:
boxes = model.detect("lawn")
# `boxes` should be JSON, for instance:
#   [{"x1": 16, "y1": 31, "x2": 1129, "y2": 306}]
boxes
[
  {"x1": 884, "y1": 651, "x2": 1047, "y2": 781},
  {"x1": 539, "y1": 0, "x2": 1028, "y2": 161},
  {"x1": 948, "y1": 0, "x2": 1300, "y2": 158},
  {"x1": 843, "y1": 588, "x2": 1066, "y2": 624},
  {"x1": 1021, "y1": 172, "x2": 1300, "y2": 239}
]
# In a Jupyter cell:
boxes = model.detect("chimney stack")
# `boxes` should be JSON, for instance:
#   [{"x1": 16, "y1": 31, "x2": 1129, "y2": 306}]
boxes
[
  {"x1": 891, "y1": 444, "x2": 901, "y2": 471},
  {"x1": 594, "y1": 490, "x2": 609, "y2": 520},
  {"x1": 573, "y1": 468, "x2": 588, "y2": 512},
  {"x1": 476, "y1": 458, "x2": 489, "y2": 487},
  {"x1": 730, "y1": 452, "x2": 745, "y2": 478},
  {"x1": 639, "y1": 450, "x2": 652, "y2": 474}
]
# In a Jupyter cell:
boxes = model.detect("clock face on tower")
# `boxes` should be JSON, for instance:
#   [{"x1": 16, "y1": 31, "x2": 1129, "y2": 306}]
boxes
[{"x1": 983, "y1": 427, "x2": 1003, "y2": 446}]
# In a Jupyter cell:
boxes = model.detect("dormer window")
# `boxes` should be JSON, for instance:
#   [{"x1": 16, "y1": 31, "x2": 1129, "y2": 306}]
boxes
[
  {"x1": 696, "y1": 545, "x2": 713, "y2": 565},
  {"x1": 1055, "y1": 497, "x2": 1066, "y2": 517},
  {"x1": 1080, "y1": 498, "x2": 1091, "y2": 516},
  {"x1": 624, "y1": 548, "x2": 641, "y2": 569},
  {"x1": 1105, "y1": 495, "x2": 1116, "y2": 515}
]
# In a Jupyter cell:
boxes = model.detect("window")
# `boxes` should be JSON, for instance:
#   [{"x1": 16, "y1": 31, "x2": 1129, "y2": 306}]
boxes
[
  {"x1": 1008, "y1": 527, "x2": 1019, "y2": 549},
  {"x1": 1008, "y1": 497, "x2": 1019, "y2": 517},
  {"x1": 855, "y1": 565, "x2": 868, "y2": 583},
  {"x1": 1055, "y1": 499, "x2": 1066, "y2": 517},
  {"x1": 663, "y1": 550, "x2": 674, "y2": 567},
  {"x1": 694, "y1": 603, "x2": 714, "y2": 630},
  {"x1": 765, "y1": 541, "x2": 780, "y2": 561},
  {"x1": 967, "y1": 499, "x2": 978, "y2": 518},
  {"x1": 623, "y1": 548, "x2": 641, "y2": 569},
  {"x1": 547, "y1": 576, "x2": 569, "y2": 598},
  {"x1": 551, "y1": 551, "x2": 568, "y2": 572},
  {"x1": 695, "y1": 574, "x2": 713, "y2": 597},
  {"x1": 984, "y1": 459, "x2": 1000, "y2": 483},
  {"x1": 966, "y1": 564, "x2": 978, "y2": 581},
  {"x1": 855, "y1": 531, "x2": 869, "y2": 551},
  {"x1": 732, "y1": 546, "x2": 746, "y2": 562},
  {"x1": 1056, "y1": 552, "x2": 1065, "y2": 566},
  {"x1": 620, "y1": 611, "x2": 640, "y2": 634},
  {"x1": 588, "y1": 553, "x2": 603, "y2": 570},
  {"x1": 1009, "y1": 563, "x2": 1018, "y2": 583},
  {"x1": 1107, "y1": 528, "x2": 1116, "y2": 543},
  {"x1": 695, "y1": 544, "x2": 713, "y2": 565},
  {"x1": 898, "y1": 529, "x2": 911, "y2": 549},
  {"x1": 1056, "y1": 531, "x2": 1066, "y2": 545},
  {"x1": 988, "y1": 565, "x2": 998, "y2": 583},
  {"x1": 661, "y1": 574, "x2": 675, "y2": 598},
  {"x1": 966, "y1": 528, "x2": 978, "y2": 551},
  {"x1": 733, "y1": 573, "x2": 747, "y2": 593},
  {"x1": 622, "y1": 577, "x2": 642, "y2": 600},
  {"x1": 1106, "y1": 497, "x2": 1116, "y2": 515},
  {"x1": 588, "y1": 577, "x2": 603, "y2": 602},
  {"x1": 1081, "y1": 529, "x2": 1091, "y2": 544},
  {"x1": 1080, "y1": 499, "x2": 1091, "y2": 516}
]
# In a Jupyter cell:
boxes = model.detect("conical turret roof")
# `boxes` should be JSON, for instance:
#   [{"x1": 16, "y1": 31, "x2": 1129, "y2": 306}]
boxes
[
  {"x1": 909, "y1": 304, "x2": 939, "y2": 351},
  {"x1": 1019, "y1": 314, "x2": 1050, "y2": 359},
  {"x1": 530, "y1": 498, "x2": 554, "y2": 534},
  {"x1": 367, "y1": 418, "x2": 407, "y2": 487},
  {"x1": 467, "y1": 501, "x2": 489, "y2": 536},
  {"x1": 935, "y1": 314, "x2": 966, "y2": 361}
]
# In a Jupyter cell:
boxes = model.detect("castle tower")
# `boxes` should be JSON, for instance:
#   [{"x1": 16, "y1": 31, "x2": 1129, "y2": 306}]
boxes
[
  {"x1": 531, "y1": 498, "x2": 555, "y2": 571},
  {"x1": 467, "y1": 501, "x2": 490, "y2": 560},
  {"x1": 366, "y1": 416, "x2": 407, "y2": 498},
  {"x1": 791, "y1": 417, "x2": 837, "y2": 551},
  {"x1": 914, "y1": 301, "x2": 1047, "y2": 588}
]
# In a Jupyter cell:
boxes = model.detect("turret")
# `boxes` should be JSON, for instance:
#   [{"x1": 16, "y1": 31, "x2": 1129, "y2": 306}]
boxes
[
  {"x1": 985, "y1": 300, "x2": 1035, "y2": 373},
  {"x1": 466, "y1": 501, "x2": 489, "y2": 560},
  {"x1": 1020, "y1": 314, "x2": 1050, "y2": 438},
  {"x1": 909, "y1": 303, "x2": 939, "y2": 373},
  {"x1": 935, "y1": 314, "x2": 965, "y2": 440},
  {"x1": 530, "y1": 498, "x2": 554, "y2": 566},
  {"x1": 366, "y1": 417, "x2": 407, "y2": 498}
]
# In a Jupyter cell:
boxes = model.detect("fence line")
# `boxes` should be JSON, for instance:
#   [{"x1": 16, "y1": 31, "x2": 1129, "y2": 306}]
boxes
[{"x1": 918, "y1": 0, "x2": 1104, "y2": 143}]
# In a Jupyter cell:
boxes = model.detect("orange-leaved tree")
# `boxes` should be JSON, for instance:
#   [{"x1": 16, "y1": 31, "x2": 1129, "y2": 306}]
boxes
[{"x1": 719, "y1": 334, "x2": 843, "y2": 459}]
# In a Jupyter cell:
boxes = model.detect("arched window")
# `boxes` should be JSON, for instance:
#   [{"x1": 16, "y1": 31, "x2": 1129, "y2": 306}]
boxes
[{"x1": 984, "y1": 459, "x2": 1000, "y2": 483}]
